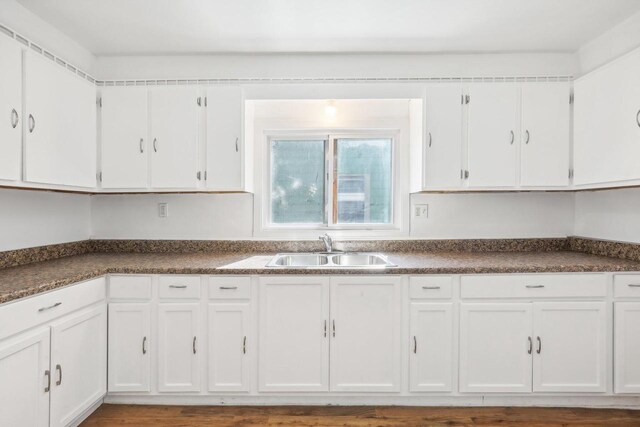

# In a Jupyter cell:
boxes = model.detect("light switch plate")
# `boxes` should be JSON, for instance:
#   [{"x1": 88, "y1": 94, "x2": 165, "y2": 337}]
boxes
[{"x1": 158, "y1": 203, "x2": 168, "y2": 218}]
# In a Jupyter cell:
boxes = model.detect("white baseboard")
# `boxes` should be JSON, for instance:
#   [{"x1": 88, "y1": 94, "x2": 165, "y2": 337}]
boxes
[{"x1": 67, "y1": 396, "x2": 104, "y2": 427}]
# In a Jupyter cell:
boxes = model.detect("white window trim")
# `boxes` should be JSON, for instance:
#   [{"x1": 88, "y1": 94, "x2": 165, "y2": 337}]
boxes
[{"x1": 254, "y1": 128, "x2": 410, "y2": 239}]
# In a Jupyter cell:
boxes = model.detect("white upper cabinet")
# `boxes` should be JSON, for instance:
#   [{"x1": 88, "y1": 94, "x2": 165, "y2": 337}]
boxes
[
  {"x1": 520, "y1": 83, "x2": 571, "y2": 187},
  {"x1": 532, "y1": 302, "x2": 606, "y2": 392},
  {"x1": 100, "y1": 87, "x2": 149, "y2": 189},
  {"x1": 24, "y1": 51, "x2": 96, "y2": 188},
  {"x1": 0, "y1": 327, "x2": 50, "y2": 427},
  {"x1": 0, "y1": 37, "x2": 23, "y2": 182},
  {"x1": 150, "y1": 87, "x2": 199, "y2": 189},
  {"x1": 574, "y1": 48, "x2": 640, "y2": 185},
  {"x1": 206, "y1": 85, "x2": 244, "y2": 190},
  {"x1": 467, "y1": 84, "x2": 519, "y2": 187},
  {"x1": 423, "y1": 85, "x2": 464, "y2": 189},
  {"x1": 258, "y1": 277, "x2": 330, "y2": 392},
  {"x1": 330, "y1": 276, "x2": 401, "y2": 392},
  {"x1": 460, "y1": 303, "x2": 533, "y2": 393}
]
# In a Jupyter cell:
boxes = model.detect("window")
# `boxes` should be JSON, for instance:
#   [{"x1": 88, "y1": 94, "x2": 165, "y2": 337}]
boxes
[{"x1": 268, "y1": 135, "x2": 394, "y2": 228}]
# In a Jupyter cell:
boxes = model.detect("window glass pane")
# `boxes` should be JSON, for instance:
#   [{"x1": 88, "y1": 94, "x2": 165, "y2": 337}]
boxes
[
  {"x1": 271, "y1": 139, "x2": 326, "y2": 224},
  {"x1": 335, "y1": 138, "x2": 392, "y2": 224}
]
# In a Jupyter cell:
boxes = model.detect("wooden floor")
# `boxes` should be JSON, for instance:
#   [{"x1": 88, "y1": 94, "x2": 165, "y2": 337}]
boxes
[{"x1": 81, "y1": 404, "x2": 640, "y2": 426}]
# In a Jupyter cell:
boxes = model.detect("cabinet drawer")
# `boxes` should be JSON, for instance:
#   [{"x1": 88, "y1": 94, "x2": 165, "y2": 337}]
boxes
[
  {"x1": 409, "y1": 276, "x2": 453, "y2": 299},
  {"x1": 158, "y1": 276, "x2": 201, "y2": 299},
  {"x1": 109, "y1": 275, "x2": 152, "y2": 300},
  {"x1": 461, "y1": 274, "x2": 606, "y2": 299},
  {"x1": 0, "y1": 277, "x2": 106, "y2": 340},
  {"x1": 209, "y1": 277, "x2": 251, "y2": 299},
  {"x1": 614, "y1": 275, "x2": 640, "y2": 298}
]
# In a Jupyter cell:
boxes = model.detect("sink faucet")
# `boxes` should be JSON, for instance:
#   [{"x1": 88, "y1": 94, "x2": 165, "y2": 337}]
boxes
[{"x1": 319, "y1": 233, "x2": 333, "y2": 253}]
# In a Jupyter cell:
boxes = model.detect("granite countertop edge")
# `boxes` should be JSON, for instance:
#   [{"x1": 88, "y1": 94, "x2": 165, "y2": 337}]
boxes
[{"x1": 2, "y1": 250, "x2": 640, "y2": 305}]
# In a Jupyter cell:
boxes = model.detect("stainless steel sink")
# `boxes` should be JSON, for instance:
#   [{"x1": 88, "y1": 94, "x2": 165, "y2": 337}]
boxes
[{"x1": 266, "y1": 252, "x2": 396, "y2": 268}]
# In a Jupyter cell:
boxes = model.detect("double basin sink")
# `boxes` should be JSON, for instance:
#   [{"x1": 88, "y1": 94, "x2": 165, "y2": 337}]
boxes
[{"x1": 266, "y1": 252, "x2": 396, "y2": 268}]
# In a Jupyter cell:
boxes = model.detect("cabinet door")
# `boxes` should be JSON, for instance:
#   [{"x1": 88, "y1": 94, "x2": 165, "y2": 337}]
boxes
[
  {"x1": 409, "y1": 303, "x2": 454, "y2": 392},
  {"x1": 208, "y1": 303, "x2": 250, "y2": 392},
  {"x1": 24, "y1": 52, "x2": 97, "y2": 188},
  {"x1": 258, "y1": 277, "x2": 330, "y2": 392},
  {"x1": 50, "y1": 305, "x2": 107, "y2": 427},
  {"x1": 467, "y1": 84, "x2": 519, "y2": 187},
  {"x1": 206, "y1": 86, "x2": 243, "y2": 190},
  {"x1": 0, "y1": 328, "x2": 50, "y2": 427},
  {"x1": 158, "y1": 303, "x2": 200, "y2": 392},
  {"x1": 330, "y1": 276, "x2": 402, "y2": 392},
  {"x1": 423, "y1": 84, "x2": 464, "y2": 188},
  {"x1": 150, "y1": 87, "x2": 199, "y2": 188},
  {"x1": 100, "y1": 87, "x2": 149, "y2": 189},
  {"x1": 615, "y1": 302, "x2": 640, "y2": 393},
  {"x1": 0, "y1": 36, "x2": 23, "y2": 181},
  {"x1": 520, "y1": 83, "x2": 570, "y2": 187},
  {"x1": 532, "y1": 302, "x2": 607, "y2": 393},
  {"x1": 108, "y1": 303, "x2": 151, "y2": 392},
  {"x1": 459, "y1": 303, "x2": 532, "y2": 393},
  {"x1": 574, "y1": 49, "x2": 640, "y2": 185}
]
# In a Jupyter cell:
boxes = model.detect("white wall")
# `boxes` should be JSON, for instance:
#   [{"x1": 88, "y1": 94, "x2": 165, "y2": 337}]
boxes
[
  {"x1": 96, "y1": 53, "x2": 577, "y2": 81},
  {"x1": 574, "y1": 188, "x2": 640, "y2": 244},
  {"x1": 89, "y1": 192, "x2": 574, "y2": 241},
  {"x1": 0, "y1": 0, "x2": 96, "y2": 74},
  {"x1": 410, "y1": 193, "x2": 574, "y2": 239},
  {"x1": 91, "y1": 193, "x2": 254, "y2": 240},
  {"x1": 0, "y1": 189, "x2": 91, "y2": 251},
  {"x1": 577, "y1": 9, "x2": 640, "y2": 75}
]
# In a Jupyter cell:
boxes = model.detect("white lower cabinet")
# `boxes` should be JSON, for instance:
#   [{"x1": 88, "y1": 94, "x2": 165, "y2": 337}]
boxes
[
  {"x1": 108, "y1": 303, "x2": 151, "y2": 392},
  {"x1": 330, "y1": 277, "x2": 402, "y2": 392},
  {"x1": 50, "y1": 305, "x2": 107, "y2": 427},
  {"x1": 460, "y1": 303, "x2": 533, "y2": 393},
  {"x1": 532, "y1": 302, "x2": 606, "y2": 393},
  {"x1": 258, "y1": 277, "x2": 330, "y2": 392},
  {"x1": 409, "y1": 303, "x2": 454, "y2": 392},
  {"x1": 0, "y1": 327, "x2": 50, "y2": 427},
  {"x1": 460, "y1": 301, "x2": 607, "y2": 394},
  {"x1": 208, "y1": 303, "x2": 250, "y2": 392},
  {"x1": 615, "y1": 302, "x2": 640, "y2": 393},
  {"x1": 158, "y1": 303, "x2": 201, "y2": 392}
]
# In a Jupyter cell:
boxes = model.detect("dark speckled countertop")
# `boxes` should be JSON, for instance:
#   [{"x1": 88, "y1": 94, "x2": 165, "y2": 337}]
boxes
[{"x1": 1, "y1": 250, "x2": 640, "y2": 305}]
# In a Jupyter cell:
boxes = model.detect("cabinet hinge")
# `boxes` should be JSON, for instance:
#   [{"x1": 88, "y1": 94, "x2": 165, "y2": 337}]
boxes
[
  {"x1": 465, "y1": 95, "x2": 470, "y2": 104},
  {"x1": 97, "y1": 98, "x2": 102, "y2": 108},
  {"x1": 197, "y1": 97, "x2": 202, "y2": 107}
]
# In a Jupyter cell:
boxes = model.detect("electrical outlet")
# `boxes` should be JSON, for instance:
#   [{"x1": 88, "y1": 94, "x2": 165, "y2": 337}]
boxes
[
  {"x1": 158, "y1": 203, "x2": 168, "y2": 218},
  {"x1": 414, "y1": 204, "x2": 428, "y2": 218}
]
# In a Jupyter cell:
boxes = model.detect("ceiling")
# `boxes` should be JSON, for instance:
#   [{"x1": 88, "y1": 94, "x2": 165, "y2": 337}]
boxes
[{"x1": 15, "y1": 0, "x2": 640, "y2": 55}]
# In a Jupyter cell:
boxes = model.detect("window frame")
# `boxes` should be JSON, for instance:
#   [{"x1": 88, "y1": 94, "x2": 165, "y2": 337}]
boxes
[{"x1": 264, "y1": 130, "x2": 399, "y2": 231}]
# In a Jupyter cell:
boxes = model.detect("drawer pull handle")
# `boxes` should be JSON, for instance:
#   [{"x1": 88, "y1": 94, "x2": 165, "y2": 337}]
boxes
[
  {"x1": 526, "y1": 285, "x2": 545, "y2": 289},
  {"x1": 44, "y1": 370, "x2": 51, "y2": 392},
  {"x1": 324, "y1": 320, "x2": 327, "y2": 337},
  {"x1": 38, "y1": 302, "x2": 62, "y2": 312},
  {"x1": 169, "y1": 285, "x2": 187, "y2": 289},
  {"x1": 142, "y1": 336, "x2": 147, "y2": 355},
  {"x1": 332, "y1": 319, "x2": 336, "y2": 337},
  {"x1": 220, "y1": 286, "x2": 238, "y2": 290},
  {"x1": 527, "y1": 336, "x2": 532, "y2": 355},
  {"x1": 11, "y1": 108, "x2": 19, "y2": 128},
  {"x1": 193, "y1": 336, "x2": 197, "y2": 354},
  {"x1": 628, "y1": 284, "x2": 640, "y2": 288},
  {"x1": 422, "y1": 286, "x2": 441, "y2": 290},
  {"x1": 536, "y1": 336, "x2": 542, "y2": 354},
  {"x1": 55, "y1": 364, "x2": 62, "y2": 386},
  {"x1": 243, "y1": 336, "x2": 247, "y2": 354},
  {"x1": 413, "y1": 336, "x2": 417, "y2": 354}
]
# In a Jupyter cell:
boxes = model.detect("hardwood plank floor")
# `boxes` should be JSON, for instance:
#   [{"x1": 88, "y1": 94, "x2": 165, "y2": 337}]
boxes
[{"x1": 81, "y1": 404, "x2": 640, "y2": 426}]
